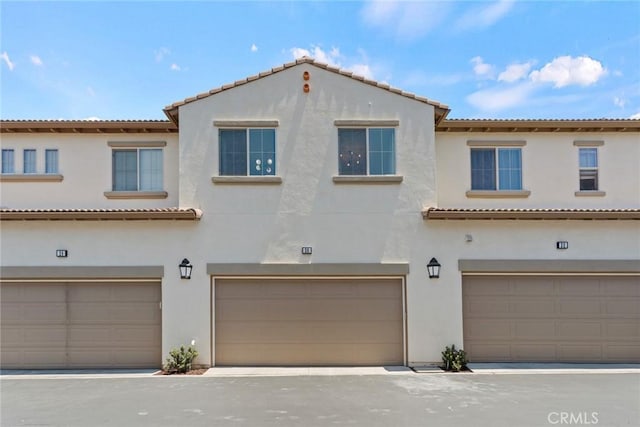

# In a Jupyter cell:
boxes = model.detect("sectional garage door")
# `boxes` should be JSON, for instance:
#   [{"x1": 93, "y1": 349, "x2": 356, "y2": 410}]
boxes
[
  {"x1": 463, "y1": 275, "x2": 640, "y2": 362},
  {"x1": 0, "y1": 282, "x2": 162, "y2": 369},
  {"x1": 214, "y1": 278, "x2": 404, "y2": 366}
]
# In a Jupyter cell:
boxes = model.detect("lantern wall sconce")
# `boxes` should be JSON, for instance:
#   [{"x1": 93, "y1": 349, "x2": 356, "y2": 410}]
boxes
[
  {"x1": 427, "y1": 257, "x2": 441, "y2": 279},
  {"x1": 179, "y1": 258, "x2": 193, "y2": 280}
]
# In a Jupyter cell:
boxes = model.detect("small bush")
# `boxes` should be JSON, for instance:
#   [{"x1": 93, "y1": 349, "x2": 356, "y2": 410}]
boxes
[
  {"x1": 441, "y1": 344, "x2": 468, "y2": 372},
  {"x1": 164, "y1": 345, "x2": 198, "y2": 374}
]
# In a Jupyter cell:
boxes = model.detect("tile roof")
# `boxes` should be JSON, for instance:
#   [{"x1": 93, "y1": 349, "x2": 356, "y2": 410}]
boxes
[
  {"x1": 436, "y1": 118, "x2": 640, "y2": 133},
  {"x1": 163, "y1": 57, "x2": 451, "y2": 125},
  {"x1": 0, "y1": 208, "x2": 202, "y2": 221},
  {"x1": 423, "y1": 207, "x2": 640, "y2": 220},
  {"x1": 0, "y1": 120, "x2": 177, "y2": 134}
]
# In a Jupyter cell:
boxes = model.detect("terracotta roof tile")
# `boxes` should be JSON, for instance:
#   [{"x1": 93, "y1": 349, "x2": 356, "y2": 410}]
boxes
[
  {"x1": 423, "y1": 207, "x2": 640, "y2": 220},
  {"x1": 0, "y1": 208, "x2": 203, "y2": 221},
  {"x1": 163, "y1": 57, "x2": 450, "y2": 125}
]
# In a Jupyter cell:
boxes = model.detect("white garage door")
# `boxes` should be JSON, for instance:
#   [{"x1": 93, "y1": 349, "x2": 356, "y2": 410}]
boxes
[
  {"x1": 215, "y1": 278, "x2": 404, "y2": 366},
  {"x1": 1, "y1": 281, "x2": 162, "y2": 369},
  {"x1": 463, "y1": 275, "x2": 640, "y2": 362}
]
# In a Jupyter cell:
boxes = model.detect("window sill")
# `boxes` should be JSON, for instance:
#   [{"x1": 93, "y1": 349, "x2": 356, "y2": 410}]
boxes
[
  {"x1": 575, "y1": 191, "x2": 606, "y2": 197},
  {"x1": 104, "y1": 191, "x2": 168, "y2": 199},
  {"x1": 211, "y1": 176, "x2": 282, "y2": 184},
  {"x1": 332, "y1": 175, "x2": 403, "y2": 184},
  {"x1": 466, "y1": 190, "x2": 531, "y2": 198},
  {"x1": 0, "y1": 174, "x2": 64, "y2": 182}
]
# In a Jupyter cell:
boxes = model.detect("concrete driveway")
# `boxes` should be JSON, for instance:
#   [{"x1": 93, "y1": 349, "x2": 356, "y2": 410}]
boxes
[{"x1": 1, "y1": 369, "x2": 639, "y2": 427}]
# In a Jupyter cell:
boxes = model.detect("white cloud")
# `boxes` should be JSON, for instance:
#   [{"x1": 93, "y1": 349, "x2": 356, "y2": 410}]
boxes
[
  {"x1": 83, "y1": 116, "x2": 101, "y2": 121},
  {"x1": 1, "y1": 51, "x2": 15, "y2": 71},
  {"x1": 155, "y1": 47, "x2": 170, "y2": 62},
  {"x1": 30, "y1": 55, "x2": 43, "y2": 66},
  {"x1": 630, "y1": 112, "x2": 640, "y2": 119},
  {"x1": 290, "y1": 45, "x2": 374, "y2": 80},
  {"x1": 498, "y1": 62, "x2": 533, "y2": 83},
  {"x1": 290, "y1": 45, "x2": 341, "y2": 67},
  {"x1": 471, "y1": 56, "x2": 494, "y2": 79},
  {"x1": 251, "y1": 44, "x2": 258, "y2": 53},
  {"x1": 360, "y1": 0, "x2": 450, "y2": 41},
  {"x1": 529, "y1": 56, "x2": 606, "y2": 88},
  {"x1": 466, "y1": 82, "x2": 535, "y2": 112},
  {"x1": 170, "y1": 63, "x2": 181, "y2": 71},
  {"x1": 456, "y1": 0, "x2": 514, "y2": 31},
  {"x1": 613, "y1": 96, "x2": 626, "y2": 108}
]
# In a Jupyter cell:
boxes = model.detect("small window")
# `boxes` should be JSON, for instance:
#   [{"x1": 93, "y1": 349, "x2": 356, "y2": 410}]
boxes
[
  {"x1": 338, "y1": 128, "x2": 395, "y2": 175},
  {"x1": 1, "y1": 149, "x2": 14, "y2": 174},
  {"x1": 45, "y1": 149, "x2": 59, "y2": 174},
  {"x1": 470, "y1": 147, "x2": 522, "y2": 190},
  {"x1": 112, "y1": 148, "x2": 163, "y2": 191},
  {"x1": 219, "y1": 129, "x2": 276, "y2": 176},
  {"x1": 23, "y1": 149, "x2": 36, "y2": 174},
  {"x1": 579, "y1": 148, "x2": 598, "y2": 191}
]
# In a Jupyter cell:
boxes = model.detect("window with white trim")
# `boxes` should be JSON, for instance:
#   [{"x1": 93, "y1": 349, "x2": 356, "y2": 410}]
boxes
[
  {"x1": 470, "y1": 147, "x2": 522, "y2": 190},
  {"x1": 23, "y1": 149, "x2": 36, "y2": 174},
  {"x1": 45, "y1": 149, "x2": 59, "y2": 174},
  {"x1": 1, "y1": 149, "x2": 14, "y2": 174},
  {"x1": 338, "y1": 128, "x2": 396, "y2": 175},
  {"x1": 219, "y1": 128, "x2": 276, "y2": 176},
  {"x1": 112, "y1": 148, "x2": 163, "y2": 191},
  {"x1": 579, "y1": 147, "x2": 598, "y2": 191}
]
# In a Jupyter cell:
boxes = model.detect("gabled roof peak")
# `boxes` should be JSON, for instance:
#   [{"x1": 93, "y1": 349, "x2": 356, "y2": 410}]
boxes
[{"x1": 163, "y1": 57, "x2": 450, "y2": 125}]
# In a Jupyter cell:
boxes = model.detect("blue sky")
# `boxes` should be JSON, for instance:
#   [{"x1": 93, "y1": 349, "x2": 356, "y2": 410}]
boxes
[{"x1": 1, "y1": 1, "x2": 639, "y2": 120}]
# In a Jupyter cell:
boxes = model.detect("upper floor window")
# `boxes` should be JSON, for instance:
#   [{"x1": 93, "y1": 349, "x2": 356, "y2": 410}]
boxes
[
  {"x1": 219, "y1": 128, "x2": 276, "y2": 176},
  {"x1": 1, "y1": 149, "x2": 14, "y2": 174},
  {"x1": 23, "y1": 149, "x2": 36, "y2": 174},
  {"x1": 45, "y1": 149, "x2": 59, "y2": 174},
  {"x1": 338, "y1": 128, "x2": 396, "y2": 175},
  {"x1": 578, "y1": 147, "x2": 598, "y2": 191},
  {"x1": 470, "y1": 147, "x2": 522, "y2": 190},
  {"x1": 112, "y1": 148, "x2": 163, "y2": 191}
]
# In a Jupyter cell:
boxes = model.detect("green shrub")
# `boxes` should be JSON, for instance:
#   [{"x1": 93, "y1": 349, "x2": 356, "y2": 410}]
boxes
[
  {"x1": 164, "y1": 345, "x2": 198, "y2": 374},
  {"x1": 441, "y1": 344, "x2": 468, "y2": 372}
]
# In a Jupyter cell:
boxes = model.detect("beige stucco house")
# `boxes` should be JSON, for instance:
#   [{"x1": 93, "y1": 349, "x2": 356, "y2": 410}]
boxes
[{"x1": 1, "y1": 57, "x2": 639, "y2": 369}]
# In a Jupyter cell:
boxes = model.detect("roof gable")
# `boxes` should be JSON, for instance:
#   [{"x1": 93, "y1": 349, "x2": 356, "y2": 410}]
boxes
[{"x1": 163, "y1": 57, "x2": 450, "y2": 126}]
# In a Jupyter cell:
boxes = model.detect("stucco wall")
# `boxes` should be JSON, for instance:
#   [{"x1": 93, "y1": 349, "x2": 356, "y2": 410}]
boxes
[
  {"x1": 0, "y1": 133, "x2": 179, "y2": 209},
  {"x1": 436, "y1": 132, "x2": 640, "y2": 208}
]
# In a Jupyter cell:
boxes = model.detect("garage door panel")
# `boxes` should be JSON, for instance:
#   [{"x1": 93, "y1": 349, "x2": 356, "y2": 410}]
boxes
[
  {"x1": 558, "y1": 300, "x2": 601, "y2": 315},
  {"x1": 1, "y1": 303, "x2": 66, "y2": 324},
  {"x1": 557, "y1": 321, "x2": 602, "y2": 339},
  {"x1": 464, "y1": 298, "x2": 510, "y2": 316},
  {"x1": 514, "y1": 320, "x2": 556, "y2": 338},
  {"x1": 557, "y1": 278, "x2": 600, "y2": 295},
  {"x1": 0, "y1": 284, "x2": 66, "y2": 302},
  {"x1": 606, "y1": 321, "x2": 639, "y2": 337},
  {"x1": 1, "y1": 282, "x2": 161, "y2": 369},
  {"x1": 512, "y1": 344, "x2": 557, "y2": 361},
  {"x1": 604, "y1": 299, "x2": 639, "y2": 317},
  {"x1": 558, "y1": 345, "x2": 602, "y2": 361},
  {"x1": 602, "y1": 278, "x2": 640, "y2": 295},
  {"x1": 513, "y1": 278, "x2": 554, "y2": 295},
  {"x1": 465, "y1": 320, "x2": 511, "y2": 339},
  {"x1": 215, "y1": 278, "x2": 403, "y2": 366},
  {"x1": 463, "y1": 278, "x2": 511, "y2": 295},
  {"x1": 605, "y1": 345, "x2": 640, "y2": 360},
  {"x1": 511, "y1": 299, "x2": 556, "y2": 316},
  {"x1": 463, "y1": 275, "x2": 640, "y2": 363}
]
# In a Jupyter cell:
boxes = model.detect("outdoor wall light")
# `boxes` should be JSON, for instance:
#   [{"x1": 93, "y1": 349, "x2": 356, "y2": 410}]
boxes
[
  {"x1": 179, "y1": 258, "x2": 193, "y2": 280},
  {"x1": 427, "y1": 257, "x2": 441, "y2": 279}
]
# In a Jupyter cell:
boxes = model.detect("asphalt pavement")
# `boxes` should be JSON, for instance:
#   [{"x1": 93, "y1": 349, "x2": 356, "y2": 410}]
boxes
[{"x1": 1, "y1": 370, "x2": 639, "y2": 426}]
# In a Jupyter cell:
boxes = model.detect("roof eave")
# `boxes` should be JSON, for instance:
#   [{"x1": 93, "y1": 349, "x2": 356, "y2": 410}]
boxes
[
  {"x1": 423, "y1": 208, "x2": 640, "y2": 220},
  {"x1": 0, "y1": 208, "x2": 203, "y2": 221}
]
